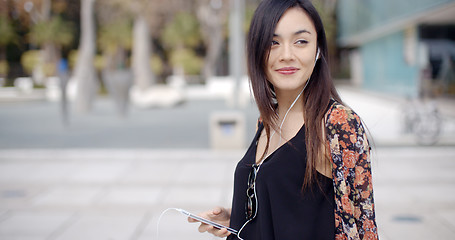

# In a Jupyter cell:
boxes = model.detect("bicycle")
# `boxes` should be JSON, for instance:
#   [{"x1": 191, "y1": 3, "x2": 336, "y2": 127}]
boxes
[{"x1": 401, "y1": 98, "x2": 442, "y2": 145}]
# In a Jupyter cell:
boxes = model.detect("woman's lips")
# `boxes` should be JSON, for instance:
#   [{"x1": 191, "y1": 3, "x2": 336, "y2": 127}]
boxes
[{"x1": 276, "y1": 67, "x2": 299, "y2": 75}]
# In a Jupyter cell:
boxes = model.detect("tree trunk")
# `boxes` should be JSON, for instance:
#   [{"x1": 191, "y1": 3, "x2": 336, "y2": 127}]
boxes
[
  {"x1": 31, "y1": 0, "x2": 53, "y2": 85},
  {"x1": 132, "y1": 14, "x2": 154, "y2": 90},
  {"x1": 73, "y1": 0, "x2": 97, "y2": 113},
  {"x1": 197, "y1": 2, "x2": 226, "y2": 79},
  {"x1": 202, "y1": 26, "x2": 223, "y2": 78}
]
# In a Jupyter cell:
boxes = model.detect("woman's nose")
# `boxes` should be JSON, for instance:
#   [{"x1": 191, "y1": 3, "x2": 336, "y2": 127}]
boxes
[{"x1": 279, "y1": 44, "x2": 294, "y2": 62}]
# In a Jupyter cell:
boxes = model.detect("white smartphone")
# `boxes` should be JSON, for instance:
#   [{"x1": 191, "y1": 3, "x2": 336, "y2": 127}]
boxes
[{"x1": 177, "y1": 208, "x2": 238, "y2": 235}]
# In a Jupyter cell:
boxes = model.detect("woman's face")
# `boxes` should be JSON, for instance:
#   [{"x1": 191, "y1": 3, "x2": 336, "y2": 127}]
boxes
[{"x1": 266, "y1": 7, "x2": 318, "y2": 95}]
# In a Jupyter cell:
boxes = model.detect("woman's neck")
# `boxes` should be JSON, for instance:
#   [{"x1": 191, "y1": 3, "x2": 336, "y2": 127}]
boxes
[{"x1": 275, "y1": 89, "x2": 305, "y2": 125}]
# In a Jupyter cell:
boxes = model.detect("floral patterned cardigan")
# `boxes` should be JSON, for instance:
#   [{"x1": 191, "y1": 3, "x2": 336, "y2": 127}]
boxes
[{"x1": 325, "y1": 101, "x2": 379, "y2": 240}]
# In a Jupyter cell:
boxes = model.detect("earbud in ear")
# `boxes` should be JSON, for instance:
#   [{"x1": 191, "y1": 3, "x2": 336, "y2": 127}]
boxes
[{"x1": 316, "y1": 47, "x2": 320, "y2": 60}]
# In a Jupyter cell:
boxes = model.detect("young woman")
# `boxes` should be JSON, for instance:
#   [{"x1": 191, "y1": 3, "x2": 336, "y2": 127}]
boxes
[{"x1": 189, "y1": 0, "x2": 378, "y2": 239}]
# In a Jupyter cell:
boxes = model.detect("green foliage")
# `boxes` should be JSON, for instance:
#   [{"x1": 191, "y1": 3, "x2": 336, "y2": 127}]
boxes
[
  {"x1": 312, "y1": 0, "x2": 336, "y2": 45},
  {"x1": 94, "y1": 54, "x2": 105, "y2": 71},
  {"x1": 67, "y1": 50, "x2": 104, "y2": 72},
  {"x1": 244, "y1": 6, "x2": 256, "y2": 33},
  {"x1": 162, "y1": 12, "x2": 203, "y2": 75},
  {"x1": 43, "y1": 62, "x2": 56, "y2": 77},
  {"x1": 162, "y1": 12, "x2": 201, "y2": 49},
  {"x1": 98, "y1": 20, "x2": 133, "y2": 54},
  {"x1": 20, "y1": 50, "x2": 41, "y2": 74},
  {"x1": 170, "y1": 48, "x2": 203, "y2": 75},
  {"x1": 29, "y1": 16, "x2": 74, "y2": 47},
  {"x1": 0, "y1": 15, "x2": 18, "y2": 47},
  {"x1": 21, "y1": 50, "x2": 61, "y2": 77},
  {"x1": 68, "y1": 50, "x2": 78, "y2": 70},
  {"x1": 150, "y1": 55, "x2": 164, "y2": 76}
]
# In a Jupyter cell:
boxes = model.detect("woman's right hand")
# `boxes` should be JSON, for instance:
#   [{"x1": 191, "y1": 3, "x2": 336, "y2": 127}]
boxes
[{"x1": 188, "y1": 206, "x2": 232, "y2": 238}]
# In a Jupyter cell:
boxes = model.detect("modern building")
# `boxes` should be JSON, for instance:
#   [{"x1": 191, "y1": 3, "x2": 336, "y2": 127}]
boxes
[{"x1": 337, "y1": 0, "x2": 455, "y2": 97}]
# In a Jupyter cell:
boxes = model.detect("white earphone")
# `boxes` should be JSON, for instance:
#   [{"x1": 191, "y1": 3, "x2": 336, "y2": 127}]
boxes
[{"x1": 315, "y1": 47, "x2": 320, "y2": 61}]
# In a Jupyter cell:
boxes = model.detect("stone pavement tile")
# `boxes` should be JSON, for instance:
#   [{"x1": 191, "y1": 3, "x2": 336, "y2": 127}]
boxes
[
  {"x1": 0, "y1": 162, "x2": 38, "y2": 182},
  {"x1": 437, "y1": 209, "x2": 455, "y2": 232},
  {"x1": 373, "y1": 176, "x2": 453, "y2": 209},
  {"x1": 0, "y1": 211, "x2": 73, "y2": 240},
  {"x1": 176, "y1": 161, "x2": 233, "y2": 185},
  {"x1": 372, "y1": 147, "x2": 455, "y2": 240},
  {"x1": 162, "y1": 186, "x2": 224, "y2": 207},
  {"x1": 0, "y1": 158, "x2": 75, "y2": 184},
  {"x1": 32, "y1": 186, "x2": 103, "y2": 206},
  {"x1": 55, "y1": 211, "x2": 144, "y2": 240},
  {"x1": 373, "y1": 184, "x2": 415, "y2": 206},
  {"x1": 406, "y1": 183, "x2": 455, "y2": 204},
  {"x1": 0, "y1": 185, "x2": 43, "y2": 209},
  {"x1": 0, "y1": 210, "x2": 7, "y2": 218},
  {"x1": 20, "y1": 162, "x2": 77, "y2": 183},
  {"x1": 66, "y1": 162, "x2": 130, "y2": 183},
  {"x1": 118, "y1": 162, "x2": 182, "y2": 184},
  {"x1": 96, "y1": 186, "x2": 162, "y2": 206},
  {"x1": 377, "y1": 209, "x2": 455, "y2": 240}
]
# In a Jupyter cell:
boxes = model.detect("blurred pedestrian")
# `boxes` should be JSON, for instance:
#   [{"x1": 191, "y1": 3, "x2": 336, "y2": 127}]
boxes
[{"x1": 189, "y1": 0, "x2": 378, "y2": 239}]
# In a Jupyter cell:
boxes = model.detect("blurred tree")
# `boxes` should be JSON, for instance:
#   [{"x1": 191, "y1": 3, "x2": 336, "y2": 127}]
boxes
[
  {"x1": 97, "y1": 20, "x2": 132, "y2": 70},
  {"x1": 28, "y1": 16, "x2": 74, "y2": 75},
  {"x1": 0, "y1": 15, "x2": 18, "y2": 77},
  {"x1": 3, "y1": 0, "x2": 79, "y2": 82},
  {"x1": 20, "y1": 50, "x2": 40, "y2": 75},
  {"x1": 196, "y1": 0, "x2": 228, "y2": 79},
  {"x1": 14, "y1": 0, "x2": 51, "y2": 21},
  {"x1": 162, "y1": 11, "x2": 203, "y2": 75},
  {"x1": 96, "y1": 1, "x2": 132, "y2": 70},
  {"x1": 162, "y1": 12, "x2": 201, "y2": 50},
  {"x1": 73, "y1": 0, "x2": 97, "y2": 113},
  {"x1": 101, "y1": 0, "x2": 181, "y2": 90},
  {"x1": 170, "y1": 48, "x2": 203, "y2": 76},
  {"x1": 312, "y1": 0, "x2": 339, "y2": 76},
  {"x1": 131, "y1": 12, "x2": 155, "y2": 89},
  {"x1": 9, "y1": 0, "x2": 51, "y2": 84}
]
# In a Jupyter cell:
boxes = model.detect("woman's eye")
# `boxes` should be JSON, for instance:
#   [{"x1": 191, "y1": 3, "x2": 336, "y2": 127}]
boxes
[
  {"x1": 271, "y1": 40, "x2": 279, "y2": 46},
  {"x1": 295, "y1": 39, "x2": 308, "y2": 45}
]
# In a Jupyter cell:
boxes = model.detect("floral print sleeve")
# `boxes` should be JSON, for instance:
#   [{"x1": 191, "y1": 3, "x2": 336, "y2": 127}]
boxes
[{"x1": 325, "y1": 102, "x2": 378, "y2": 240}]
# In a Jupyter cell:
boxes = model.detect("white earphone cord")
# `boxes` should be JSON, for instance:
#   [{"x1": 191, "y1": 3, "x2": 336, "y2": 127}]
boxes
[
  {"x1": 237, "y1": 49, "x2": 320, "y2": 239},
  {"x1": 157, "y1": 50, "x2": 321, "y2": 240},
  {"x1": 237, "y1": 86, "x2": 304, "y2": 240}
]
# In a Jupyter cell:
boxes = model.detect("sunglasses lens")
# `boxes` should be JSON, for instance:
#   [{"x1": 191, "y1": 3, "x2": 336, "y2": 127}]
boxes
[{"x1": 246, "y1": 165, "x2": 258, "y2": 220}]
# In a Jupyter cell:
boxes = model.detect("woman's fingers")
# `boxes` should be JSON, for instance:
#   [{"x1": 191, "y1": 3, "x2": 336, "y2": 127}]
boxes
[
  {"x1": 197, "y1": 223, "x2": 231, "y2": 237},
  {"x1": 206, "y1": 226, "x2": 231, "y2": 237},
  {"x1": 212, "y1": 206, "x2": 222, "y2": 215},
  {"x1": 187, "y1": 216, "x2": 199, "y2": 223},
  {"x1": 198, "y1": 223, "x2": 208, "y2": 233},
  {"x1": 188, "y1": 207, "x2": 232, "y2": 237}
]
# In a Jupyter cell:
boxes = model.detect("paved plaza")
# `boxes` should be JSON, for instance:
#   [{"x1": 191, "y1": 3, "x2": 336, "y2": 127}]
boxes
[
  {"x1": 0, "y1": 86, "x2": 455, "y2": 239},
  {"x1": 0, "y1": 147, "x2": 455, "y2": 240}
]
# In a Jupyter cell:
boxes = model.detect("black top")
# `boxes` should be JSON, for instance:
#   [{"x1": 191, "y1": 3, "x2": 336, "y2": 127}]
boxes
[{"x1": 228, "y1": 123, "x2": 335, "y2": 240}]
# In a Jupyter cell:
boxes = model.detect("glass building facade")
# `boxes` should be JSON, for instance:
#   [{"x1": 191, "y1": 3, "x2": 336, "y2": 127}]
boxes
[{"x1": 337, "y1": 0, "x2": 455, "y2": 96}]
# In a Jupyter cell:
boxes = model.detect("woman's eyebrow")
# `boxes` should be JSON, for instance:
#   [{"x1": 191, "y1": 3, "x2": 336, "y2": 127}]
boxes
[
  {"x1": 295, "y1": 29, "x2": 311, "y2": 35},
  {"x1": 273, "y1": 29, "x2": 311, "y2": 37}
]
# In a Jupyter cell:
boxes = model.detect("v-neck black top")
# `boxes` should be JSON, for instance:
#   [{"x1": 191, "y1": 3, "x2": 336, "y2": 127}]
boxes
[{"x1": 228, "y1": 123, "x2": 335, "y2": 240}]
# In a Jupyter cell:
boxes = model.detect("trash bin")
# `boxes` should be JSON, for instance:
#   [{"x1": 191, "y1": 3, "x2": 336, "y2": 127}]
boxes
[{"x1": 210, "y1": 111, "x2": 246, "y2": 150}]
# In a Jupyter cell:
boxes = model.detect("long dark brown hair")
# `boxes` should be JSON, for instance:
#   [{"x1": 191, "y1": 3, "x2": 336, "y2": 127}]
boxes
[{"x1": 247, "y1": 0, "x2": 342, "y2": 189}]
